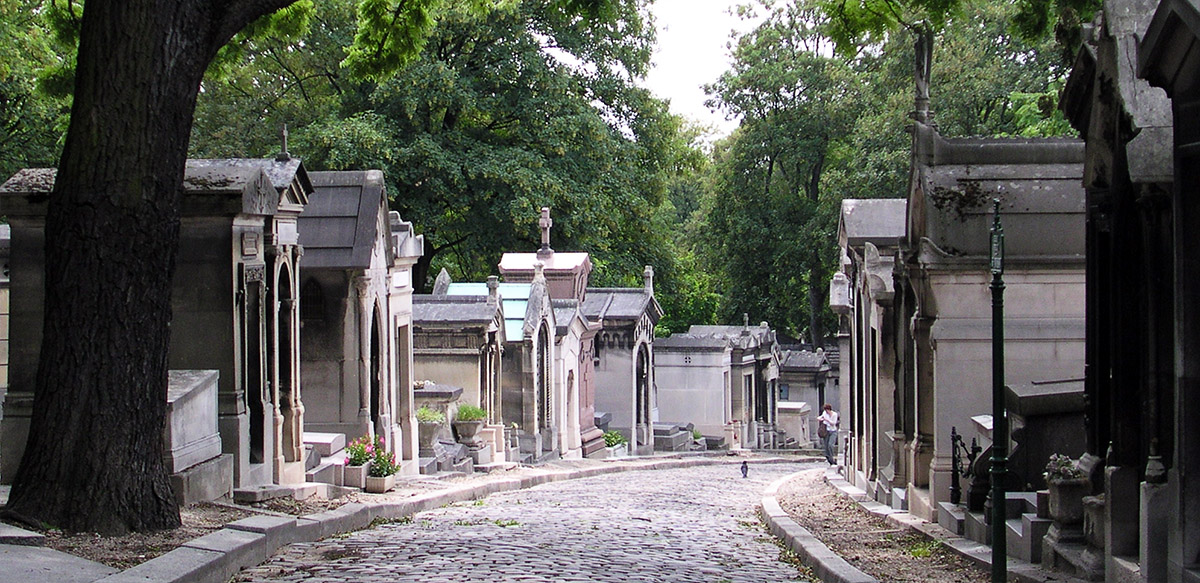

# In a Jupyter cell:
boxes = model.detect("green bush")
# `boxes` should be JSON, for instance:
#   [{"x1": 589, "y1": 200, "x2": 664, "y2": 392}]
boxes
[
  {"x1": 455, "y1": 404, "x2": 487, "y2": 422},
  {"x1": 416, "y1": 406, "x2": 445, "y2": 423},
  {"x1": 692, "y1": 429, "x2": 703, "y2": 440},
  {"x1": 603, "y1": 430, "x2": 628, "y2": 447}
]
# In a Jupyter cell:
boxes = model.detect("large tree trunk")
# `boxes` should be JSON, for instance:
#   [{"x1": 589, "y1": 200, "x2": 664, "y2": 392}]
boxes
[{"x1": 5, "y1": 0, "x2": 292, "y2": 534}]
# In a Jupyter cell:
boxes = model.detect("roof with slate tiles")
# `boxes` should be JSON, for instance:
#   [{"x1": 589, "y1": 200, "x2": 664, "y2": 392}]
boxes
[
  {"x1": 412, "y1": 295, "x2": 501, "y2": 326},
  {"x1": 299, "y1": 170, "x2": 386, "y2": 269}
]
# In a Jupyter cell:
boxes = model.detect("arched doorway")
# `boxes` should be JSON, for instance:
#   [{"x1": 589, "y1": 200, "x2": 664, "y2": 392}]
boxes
[
  {"x1": 370, "y1": 303, "x2": 384, "y2": 441},
  {"x1": 537, "y1": 326, "x2": 550, "y2": 433},
  {"x1": 274, "y1": 264, "x2": 301, "y2": 476},
  {"x1": 242, "y1": 266, "x2": 267, "y2": 467},
  {"x1": 635, "y1": 343, "x2": 651, "y2": 450}
]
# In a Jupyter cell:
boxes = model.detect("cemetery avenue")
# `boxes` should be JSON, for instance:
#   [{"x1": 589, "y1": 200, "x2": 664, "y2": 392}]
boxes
[{"x1": 234, "y1": 462, "x2": 815, "y2": 583}]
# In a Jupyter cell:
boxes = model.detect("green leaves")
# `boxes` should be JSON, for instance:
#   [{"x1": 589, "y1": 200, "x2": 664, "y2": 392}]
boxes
[{"x1": 344, "y1": 0, "x2": 441, "y2": 79}]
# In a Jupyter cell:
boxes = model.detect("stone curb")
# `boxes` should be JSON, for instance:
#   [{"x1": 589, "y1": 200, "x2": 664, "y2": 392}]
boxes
[
  {"x1": 759, "y1": 471, "x2": 879, "y2": 583},
  {"x1": 822, "y1": 467, "x2": 1091, "y2": 583},
  {"x1": 95, "y1": 453, "x2": 821, "y2": 583}
]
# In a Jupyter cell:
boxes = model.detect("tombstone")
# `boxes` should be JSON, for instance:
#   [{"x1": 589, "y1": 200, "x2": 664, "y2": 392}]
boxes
[{"x1": 165, "y1": 370, "x2": 232, "y2": 504}]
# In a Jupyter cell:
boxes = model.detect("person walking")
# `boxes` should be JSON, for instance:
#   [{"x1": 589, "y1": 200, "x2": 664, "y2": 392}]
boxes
[
  {"x1": 740, "y1": 460, "x2": 748, "y2": 478},
  {"x1": 817, "y1": 403, "x2": 839, "y2": 465}
]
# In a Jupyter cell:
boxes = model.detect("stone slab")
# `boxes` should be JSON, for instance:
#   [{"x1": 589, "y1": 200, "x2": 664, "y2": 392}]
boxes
[
  {"x1": 98, "y1": 546, "x2": 227, "y2": 583},
  {"x1": 182, "y1": 528, "x2": 270, "y2": 571},
  {"x1": 0, "y1": 523, "x2": 42, "y2": 546},
  {"x1": 226, "y1": 514, "x2": 298, "y2": 547},
  {"x1": 937, "y1": 501, "x2": 966, "y2": 535},
  {"x1": 164, "y1": 370, "x2": 222, "y2": 474},
  {"x1": 306, "y1": 459, "x2": 342, "y2": 486},
  {"x1": 302, "y1": 502, "x2": 372, "y2": 540},
  {"x1": 171, "y1": 453, "x2": 232, "y2": 506},
  {"x1": 233, "y1": 483, "x2": 294, "y2": 503},
  {"x1": 0, "y1": 543, "x2": 116, "y2": 583},
  {"x1": 302, "y1": 432, "x2": 346, "y2": 458}
]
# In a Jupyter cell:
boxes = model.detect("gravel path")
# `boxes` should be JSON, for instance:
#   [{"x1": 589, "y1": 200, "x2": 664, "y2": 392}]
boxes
[{"x1": 776, "y1": 468, "x2": 989, "y2": 583}]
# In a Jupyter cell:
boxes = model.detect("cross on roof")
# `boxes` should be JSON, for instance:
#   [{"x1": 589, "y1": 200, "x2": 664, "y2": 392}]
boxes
[{"x1": 538, "y1": 206, "x2": 553, "y2": 258}]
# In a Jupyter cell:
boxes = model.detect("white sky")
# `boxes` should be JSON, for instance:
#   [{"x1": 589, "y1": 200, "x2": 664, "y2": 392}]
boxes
[{"x1": 641, "y1": 0, "x2": 765, "y2": 140}]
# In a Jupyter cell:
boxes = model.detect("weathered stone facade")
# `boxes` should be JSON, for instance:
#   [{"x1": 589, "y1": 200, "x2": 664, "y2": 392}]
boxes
[
  {"x1": 1, "y1": 158, "x2": 313, "y2": 488},
  {"x1": 297, "y1": 170, "x2": 423, "y2": 475},
  {"x1": 655, "y1": 322, "x2": 781, "y2": 450}
]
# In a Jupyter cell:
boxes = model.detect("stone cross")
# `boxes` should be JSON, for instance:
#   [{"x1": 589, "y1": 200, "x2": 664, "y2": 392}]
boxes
[
  {"x1": 276, "y1": 124, "x2": 291, "y2": 161},
  {"x1": 537, "y1": 207, "x2": 553, "y2": 258}
]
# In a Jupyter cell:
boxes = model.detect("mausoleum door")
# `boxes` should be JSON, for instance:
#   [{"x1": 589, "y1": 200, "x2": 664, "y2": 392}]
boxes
[
  {"x1": 370, "y1": 304, "x2": 384, "y2": 439},
  {"x1": 537, "y1": 326, "x2": 550, "y2": 433},
  {"x1": 271, "y1": 263, "x2": 303, "y2": 479},
  {"x1": 240, "y1": 267, "x2": 268, "y2": 467},
  {"x1": 635, "y1": 344, "x2": 651, "y2": 446}
]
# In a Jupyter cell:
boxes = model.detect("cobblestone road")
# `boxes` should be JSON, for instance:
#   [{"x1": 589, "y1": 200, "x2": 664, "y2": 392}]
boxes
[{"x1": 235, "y1": 461, "x2": 816, "y2": 583}]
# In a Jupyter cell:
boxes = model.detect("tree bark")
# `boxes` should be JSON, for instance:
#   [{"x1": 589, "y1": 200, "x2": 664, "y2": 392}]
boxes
[{"x1": 5, "y1": 0, "x2": 293, "y2": 534}]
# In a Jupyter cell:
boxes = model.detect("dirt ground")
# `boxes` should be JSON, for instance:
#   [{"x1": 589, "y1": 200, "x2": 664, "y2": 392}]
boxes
[
  {"x1": 34, "y1": 496, "x2": 351, "y2": 570},
  {"x1": 776, "y1": 467, "x2": 989, "y2": 583}
]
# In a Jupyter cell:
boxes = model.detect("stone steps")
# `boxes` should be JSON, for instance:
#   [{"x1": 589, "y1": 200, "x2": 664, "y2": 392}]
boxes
[{"x1": 1006, "y1": 512, "x2": 1053, "y2": 563}]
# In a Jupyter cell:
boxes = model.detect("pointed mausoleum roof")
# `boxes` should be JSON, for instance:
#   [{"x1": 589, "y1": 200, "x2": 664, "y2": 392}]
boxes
[{"x1": 299, "y1": 170, "x2": 388, "y2": 269}]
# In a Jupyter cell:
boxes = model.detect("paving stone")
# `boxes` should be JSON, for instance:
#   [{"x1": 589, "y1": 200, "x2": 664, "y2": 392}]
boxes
[{"x1": 235, "y1": 462, "x2": 818, "y2": 583}]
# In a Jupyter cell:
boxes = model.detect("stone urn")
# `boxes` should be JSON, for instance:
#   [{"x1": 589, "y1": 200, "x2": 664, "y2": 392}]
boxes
[
  {"x1": 364, "y1": 473, "x2": 395, "y2": 494},
  {"x1": 418, "y1": 421, "x2": 443, "y2": 457},
  {"x1": 1047, "y1": 477, "x2": 1089, "y2": 525},
  {"x1": 453, "y1": 419, "x2": 485, "y2": 447}
]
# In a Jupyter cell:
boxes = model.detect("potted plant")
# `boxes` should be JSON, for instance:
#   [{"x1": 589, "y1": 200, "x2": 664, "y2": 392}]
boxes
[
  {"x1": 453, "y1": 404, "x2": 488, "y2": 446},
  {"x1": 1044, "y1": 453, "x2": 1088, "y2": 525},
  {"x1": 416, "y1": 406, "x2": 445, "y2": 456},
  {"x1": 603, "y1": 430, "x2": 628, "y2": 458},
  {"x1": 365, "y1": 438, "x2": 399, "y2": 493},
  {"x1": 343, "y1": 436, "x2": 372, "y2": 489}
]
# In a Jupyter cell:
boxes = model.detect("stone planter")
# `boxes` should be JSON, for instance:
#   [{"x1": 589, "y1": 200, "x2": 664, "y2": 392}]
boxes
[
  {"x1": 453, "y1": 420, "x2": 485, "y2": 446},
  {"x1": 418, "y1": 421, "x2": 443, "y2": 456},
  {"x1": 364, "y1": 473, "x2": 396, "y2": 493},
  {"x1": 1048, "y1": 478, "x2": 1089, "y2": 525},
  {"x1": 603, "y1": 443, "x2": 628, "y2": 459},
  {"x1": 344, "y1": 464, "x2": 368, "y2": 489}
]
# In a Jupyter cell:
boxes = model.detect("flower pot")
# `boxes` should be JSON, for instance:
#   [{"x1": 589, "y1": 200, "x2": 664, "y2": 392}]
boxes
[
  {"x1": 344, "y1": 464, "x2": 368, "y2": 489},
  {"x1": 1048, "y1": 477, "x2": 1089, "y2": 525},
  {"x1": 418, "y1": 421, "x2": 442, "y2": 456},
  {"x1": 453, "y1": 420, "x2": 485, "y2": 446},
  {"x1": 364, "y1": 473, "x2": 395, "y2": 493}
]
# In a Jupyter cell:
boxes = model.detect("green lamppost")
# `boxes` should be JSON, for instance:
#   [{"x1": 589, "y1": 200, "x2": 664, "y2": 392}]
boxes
[{"x1": 989, "y1": 198, "x2": 1008, "y2": 583}]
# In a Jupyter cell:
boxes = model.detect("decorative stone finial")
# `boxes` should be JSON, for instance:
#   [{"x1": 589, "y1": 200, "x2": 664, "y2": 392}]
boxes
[
  {"x1": 643, "y1": 265, "x2": 654, "y2": 295},
  {"x1": 533, "y1": 261, "x2": 545, "y2": 282},
  {"x1": 487, "y1": 275, "x2": 499, "y2": 305},
  {"x1": 433, "y1": 268, "x2": 452, "y2": 295},
  {"x1": 537, "y1": 207, "x2": 553, "y2": 259},
  {"x1": 276, "y1": 124, "x2": 291, "y2": 161}
]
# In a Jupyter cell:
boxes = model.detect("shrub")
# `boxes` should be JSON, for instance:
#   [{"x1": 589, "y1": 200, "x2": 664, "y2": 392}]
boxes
[
  {"x1": 456, "y1": 404, "x2": 487, "y2": 422},
  {"x1": 692, "y1": 429, "x2": 703, "y2": 440},
  {"x1": 416, "y1": 406, "x2": 445, "y2": 423},
  {"x1": 603, "y1": 430, "x2": 628, "y2": 447}
]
